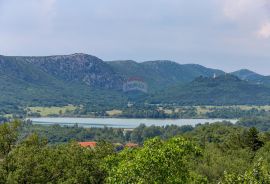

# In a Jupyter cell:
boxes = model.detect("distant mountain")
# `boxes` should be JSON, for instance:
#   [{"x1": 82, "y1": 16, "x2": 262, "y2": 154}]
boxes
[
  {"x1": 107, "y1": 60, "x2": 224, "y2": 91},
  {"x1": 0, "y1": 55, "x2": 67, "y2": 108},
  {"x1": 23, "y1": 53, "x2": 123, "y2": 89},
  {"x1": 0, "y1": 54, "x2": 127, "y2": 113},
  {"x1": 231, "y1": 69, "x2": 270, "y2": 86},
  {"x1": 1, "y1": 53, "x2": 270, "y2": 115},
  {"x1": 151, "y1": 75, "x2": 270, "y2": 105}
]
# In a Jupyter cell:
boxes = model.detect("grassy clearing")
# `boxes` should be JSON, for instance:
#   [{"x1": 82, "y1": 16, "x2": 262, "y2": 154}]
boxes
[
  {"x1": 24, "y1": 105, "x2": 270, "y2": 117},
  {"x1": 171, "y1": 105, "x2": 270, "y2": 116},
  {"x1": 194, "y1": 105, "x2": 270, "y2": 115},
  {"x1": 164, "y1": 109, "x2": 173, "y2": 114},
  {"x1": 3, "y1": 114, "x2": 13, "y2": 118},
  {"x1": 106, "y1": 109, "x2": 123, "y2": 116},
  {"x1": 195, "y1": 105, "x2": 270, "y2": 110},
  {"x1": 196, "y1": 107, "x2": 212, "y2": 115},
  {"x1": 27, "y1": 105, "x2": 77, "y2": 117}
]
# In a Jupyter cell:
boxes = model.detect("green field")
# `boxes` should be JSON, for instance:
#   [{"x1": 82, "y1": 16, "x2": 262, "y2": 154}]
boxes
[
  {"x1": 194, "y1": 105, "x2": 270, "y2": 114},
  {"x1": 23, "y1": 105, "x2": 270, "y2": 118},
  {"x1": 26, "y1": 105, "x2": 77, "y2": 117}
]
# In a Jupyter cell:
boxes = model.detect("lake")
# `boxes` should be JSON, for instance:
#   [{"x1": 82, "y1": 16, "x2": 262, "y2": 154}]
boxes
[{"x1": 28, "y1": 117, "x2": 238, "y2": 129}]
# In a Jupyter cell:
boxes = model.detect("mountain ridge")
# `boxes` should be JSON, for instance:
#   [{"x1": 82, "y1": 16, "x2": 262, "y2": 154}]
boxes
[
  {"x1": 107, "y1": 59, "x2": 225, "y2": 91},
  {"x1": 151, "y1": 74, "x2": 270, "y2": 105},
  {"x1": 1, "y1": 53, "x2": 270, "y2": 115},
  {"x1": 231, "y1": 69, "x2": 270, "y2": 86}
]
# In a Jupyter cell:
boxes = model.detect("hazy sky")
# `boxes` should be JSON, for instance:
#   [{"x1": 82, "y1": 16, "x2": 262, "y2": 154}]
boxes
[{"x1": 1, "y1": 0, "x2": 270, "y2": 74}]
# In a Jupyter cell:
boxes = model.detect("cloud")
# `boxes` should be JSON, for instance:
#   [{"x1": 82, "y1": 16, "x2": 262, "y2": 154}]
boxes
[
  {"x1": 42, "y1": 0, "x2": 56, "y2": 9},
  {"x1": 219, "y1": 0, "x2": 270, "y2": 38},
  {"x1": 222, "y1": 0, "x2": 257, "y2": 20},
  {"x1": 0, "y1": 0, "x2": 56, "y2": 33},
  {"x1": 257, "y1": 22, "x2": 270, "y2": 38},
  {"x1": 221, "y1": 0, "x2": 269, "y2": 19}
]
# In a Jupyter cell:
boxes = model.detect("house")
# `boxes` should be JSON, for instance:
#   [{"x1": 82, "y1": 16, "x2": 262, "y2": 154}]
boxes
[
  {"x1": 78, "y1": 142, "x2": 97, "y2": 148},
  {"x1": 125, "y1": 143, "x2": 139, "y2": 148}
]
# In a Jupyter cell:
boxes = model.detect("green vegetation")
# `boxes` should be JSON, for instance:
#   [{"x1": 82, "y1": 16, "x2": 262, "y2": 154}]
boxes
[
  {"x1": 3, "y1": 54, "x2": 270, "y2": 118},
  {"x1": 26, "y1": 105, "x2": 78, "y2": 117},
  {"x1": 3, "y1": 54, "x2": 270, "y2": 182},
  {"x1": 151, "y1": 75, "x2": 270, "y2": 105},
  {"x1": 19, "y1": 121, "x2": 193, "y2": 144},
  {"x1": 107, "y1": 60, "x2": 224, "y2": 92},
  {"x1": 1, "y1": 120, "x2": 270, "y2": 183},
  {"x1": 20, "y1": 122, "x2": 126, "y2": 144},
  {"x1": 237, "y1": 116, "x2": 270, "y2": 131},
  {"x1": 232, "y1": 69, "x2": 270, "y2": 87},
  {"x1": 112, "y1": 105, "x2": 270, "y2": 119},
  {"x1": 104, "y1": 137, "x2": 206, "y2": 183},
  {"x1": 22, "y1": 104, "x2": 270, "y2": 120}
]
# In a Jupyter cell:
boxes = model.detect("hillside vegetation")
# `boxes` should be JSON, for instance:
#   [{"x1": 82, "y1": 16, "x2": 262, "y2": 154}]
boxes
[
  {"x1": 151, "y1": 75, "x2": 270, "y2": 105},
  {"x1": 2, "y1": 54, "x2": 270, "y2": 116}
]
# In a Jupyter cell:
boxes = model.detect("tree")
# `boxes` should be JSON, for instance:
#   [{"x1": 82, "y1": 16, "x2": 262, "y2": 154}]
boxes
[
  {"x1": 222, "y1": 160, "x2": 270, "y2": 184},
  {"x1": 3, "y1": 134, "x2": 107, "y2": 184},
  {"x1": 130, "y1": 124, "x2": 146, "y2": 143},
  {"x1": 245, "y1": 127, "x2": 264, "y2": 152},
  {"x1": 0, "y1": 120, "x2": 20, "y2": 158},
  {"x1": 104, "y1": 137, "x2": 207, "y2": 184}
]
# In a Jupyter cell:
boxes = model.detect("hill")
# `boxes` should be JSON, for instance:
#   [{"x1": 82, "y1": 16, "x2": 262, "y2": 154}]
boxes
[
  {"x1": 20, "y1": 53, "x2": 124, "y2": 89},
  {"x1": 107, "y1": 60, "x2": 224, "y2": 91},
  {"x1": 1, "y1": 53, "x2": 270, "y2": 115},
  {"x1": 0, "y1": 54, "x2": 128, "y2": 115},
  {"x1": 231, "y1": 69, "x2": 270, "y2": 86},
  {"x1": 151, "y1": 75, "x2": 270, "y2": 105}
]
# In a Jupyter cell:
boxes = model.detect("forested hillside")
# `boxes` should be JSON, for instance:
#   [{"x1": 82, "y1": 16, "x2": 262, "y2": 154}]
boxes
[
  {"x1": 107, "y1": 60, "x2": 224, "y2": 91},
  {"x1": 2, "y1": 54, "x2": 270, "y2": 116},
  {"x1": 151, "y1": 75, "x2": 270, "y2": 105},
  {"x1": 232, "y1": 69, "x2": 270, "y2": 86}
]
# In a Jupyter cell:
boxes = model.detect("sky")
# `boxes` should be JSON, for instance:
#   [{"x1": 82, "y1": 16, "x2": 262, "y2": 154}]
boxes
[{"x1": 0, "y1": 0, "x2": 270, "y2": 75}]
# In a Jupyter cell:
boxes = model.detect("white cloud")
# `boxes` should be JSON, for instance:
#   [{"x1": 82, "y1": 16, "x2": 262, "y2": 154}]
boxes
[
  {"x1": 222, "y1": 0, "x2": 257, "y2": 20},
  {"x1": 257, "y1": 22, "x2": 270, "y2": 38},
  {"x1": 218, "y1": 0, "x2": 270, "y2": 38},
  {"x1": 220, "y1": 0, "x2": 270, "y2": 20},
  {"x1": 0, "y1": 0, "x2": 56, "y2": 34},
  {"x1": 41, "y1": 0, "x2": 56, "y2": 15}
]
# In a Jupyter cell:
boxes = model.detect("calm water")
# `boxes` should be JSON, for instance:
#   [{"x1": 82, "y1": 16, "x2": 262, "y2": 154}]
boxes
[{"x1": 28, "y1": 118, "x2": 238, "y2": 129}]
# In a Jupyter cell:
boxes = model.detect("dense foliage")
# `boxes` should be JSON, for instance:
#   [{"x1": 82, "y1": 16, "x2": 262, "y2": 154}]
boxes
[
  {"x1": 0, "y1": 120, "x2": 268, "y2": 183},
  {"x1": 19, "y1": 121, "x2": 194, "y2": 144},
  {"x1": 237, "y1": 116, "x2": 270, "y2": 131},
  {"x1": 116, "y1": 106, "x2": 269, "y2": 119},
  {"x1": 151, "y1": 75, "x2": 270, "y2": 105},
  {"x1": 104, "y1": 137, "x2": 206, "y2": 183},
  {"x1": 205, "y1": 107, "x2": 268, "y2": 119}
]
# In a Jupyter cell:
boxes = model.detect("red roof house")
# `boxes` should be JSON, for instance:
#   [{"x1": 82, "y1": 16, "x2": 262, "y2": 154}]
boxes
[
  {"x1": 125, "y1": 143, "x2": 139, "y2": 148},
  {"x1": 78, "y1": 142, "x2": 97, "y2": 148}
]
